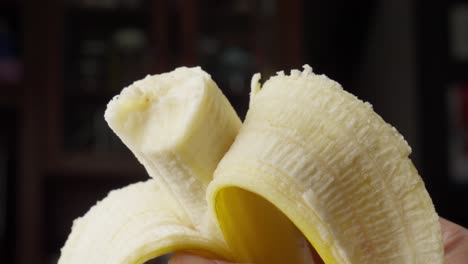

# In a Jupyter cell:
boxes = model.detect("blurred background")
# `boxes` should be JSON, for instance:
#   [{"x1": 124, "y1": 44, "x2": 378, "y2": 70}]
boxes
[{"x1": 0, "y1": 0, "x2": 467, "y2": 263}]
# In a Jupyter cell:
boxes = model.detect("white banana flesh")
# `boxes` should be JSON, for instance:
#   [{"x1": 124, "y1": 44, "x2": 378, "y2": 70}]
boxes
[
  {"x1": 59, "y1": 66, "x2": 444, "y2": 264},
  {"x1": 58, "y1": 180, "x2": 232, "y2": 264},
  {"x1": 208, "y1": 66, "x2": 443, "y2": 263},
  {"x1": 103, "y1": 67, "x2": 241, "y2": 230},
  {"x1": 59, "y1": 67, "x2": 240, "y2": 263}
]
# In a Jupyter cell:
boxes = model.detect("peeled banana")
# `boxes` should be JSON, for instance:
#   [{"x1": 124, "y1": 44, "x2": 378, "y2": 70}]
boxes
[{"x1": 59, "y1": 66, "x2": 444, "y2": 264}]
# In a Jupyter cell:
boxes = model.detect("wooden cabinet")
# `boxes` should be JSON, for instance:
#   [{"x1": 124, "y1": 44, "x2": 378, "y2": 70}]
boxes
[
  {"x1": 0, "y1": 2, "x2": 22, "y2": 263},
  {"x1": 11, "y1": 0, "x2": 303, "y2": 263},
  {"x1": 418, "y1": 0, "x2": 468, "y2": 226}
]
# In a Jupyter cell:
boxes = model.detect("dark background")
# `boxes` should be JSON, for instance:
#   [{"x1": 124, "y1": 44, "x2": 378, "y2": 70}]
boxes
[{"x1": 1, "y1": 0, "x2": 467, "y2": 263}]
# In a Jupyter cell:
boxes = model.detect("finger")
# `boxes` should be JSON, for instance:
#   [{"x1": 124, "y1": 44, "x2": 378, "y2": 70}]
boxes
[
  {"x1": 439, "y1": 217, "x2": 468, "y2": 264},
  {"x1": 168, "y1": 253, "x2": 251, "y2": 264}
]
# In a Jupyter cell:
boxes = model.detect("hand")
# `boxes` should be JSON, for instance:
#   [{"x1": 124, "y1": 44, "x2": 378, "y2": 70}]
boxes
[
  {"x1": 440, "y1": 217, "x2": 468, "y2": 264},
  {"x1": 169, "y1": 217, "x2": 468, "y2": 264}
]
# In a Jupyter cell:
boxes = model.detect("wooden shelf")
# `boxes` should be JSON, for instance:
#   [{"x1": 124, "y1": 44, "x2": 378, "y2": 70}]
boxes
[
  {"x1": 200, "y1": 13, "x2": 254, "y2": 32},
  {"x1": 64, "y1": 89, "x2": 116, "y2": 105},
  {"x1": 0, "y1": 1, "x2": 22, "y2": 12},
  {"x1": 45, "y1": 152, "x2": 147, "y2": 179},
  {"x1": 66, "y1": 6, "x2": 148, "y2": 28},
  {"x1": 0, "y1": 81, "x2": 22, "y2": 108},
  {"x1": 448, "y1": 62, "x2": 468, "y2": 81}
]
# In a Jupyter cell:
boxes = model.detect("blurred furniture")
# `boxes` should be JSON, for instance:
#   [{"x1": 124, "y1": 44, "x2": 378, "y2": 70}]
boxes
[
  {"x1": 11, "y1": 0, "x2": 303, "y2": 263},
  {"x1": 0, "y1": 1, "x2": 22, "y2": 263},
  {"x1": 417, "y1": 0, "x2": 468, "y2": 225}
]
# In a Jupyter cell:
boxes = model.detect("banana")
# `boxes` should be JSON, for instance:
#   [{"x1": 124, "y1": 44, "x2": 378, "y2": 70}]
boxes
[
  {"x1": 208, "y1": 65, "x2": 443, "y2": 263},
  {"x1": 59, "y1": 66, "x2": 443, "y2": 264},
  {"x1": 59, "y1": 67, "x2": 240, "y2": 263},
  {"x1": 58, "y1": 180, "x2": 232, "y2": 263}
]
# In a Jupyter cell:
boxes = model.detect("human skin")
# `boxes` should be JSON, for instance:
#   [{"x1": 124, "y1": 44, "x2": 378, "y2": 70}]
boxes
[
  {"x1": 169, "y1": 217, "x2": 468, "y2": 264},
  {"x1": 440, "y1": 218, "x2": 468, "y2": 264}
]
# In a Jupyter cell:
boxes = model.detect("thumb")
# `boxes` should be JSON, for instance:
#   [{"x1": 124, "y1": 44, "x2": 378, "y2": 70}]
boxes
[
  {"x1": 169, "y1": 253, "x2": 249, "y2": 264},
  {"x1": 439, "y1": 217, "x2": 468, "y2": 264}
]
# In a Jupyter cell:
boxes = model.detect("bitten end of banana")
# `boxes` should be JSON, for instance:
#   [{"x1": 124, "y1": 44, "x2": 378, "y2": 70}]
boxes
[{"x1": 104, "y1": 66, "x2": 211, "y2": 153}]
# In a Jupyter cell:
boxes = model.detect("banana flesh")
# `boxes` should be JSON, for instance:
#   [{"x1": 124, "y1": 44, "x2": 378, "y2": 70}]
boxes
[
  {"x1": 103, "y1": 67, "x2": 241, "y2": 230},
  {"x1": 208, "y1": 66, "x2": 443, "y2": 263},
  {"x1": 59, "y1": 66, "x2": 443, "y2": 264},
  {"x1": 59, "y1": 67, "x2": 240, "y2": 263},
  {"x1": 58, "y1": 180, "x2": 232, "y2": 264}
]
